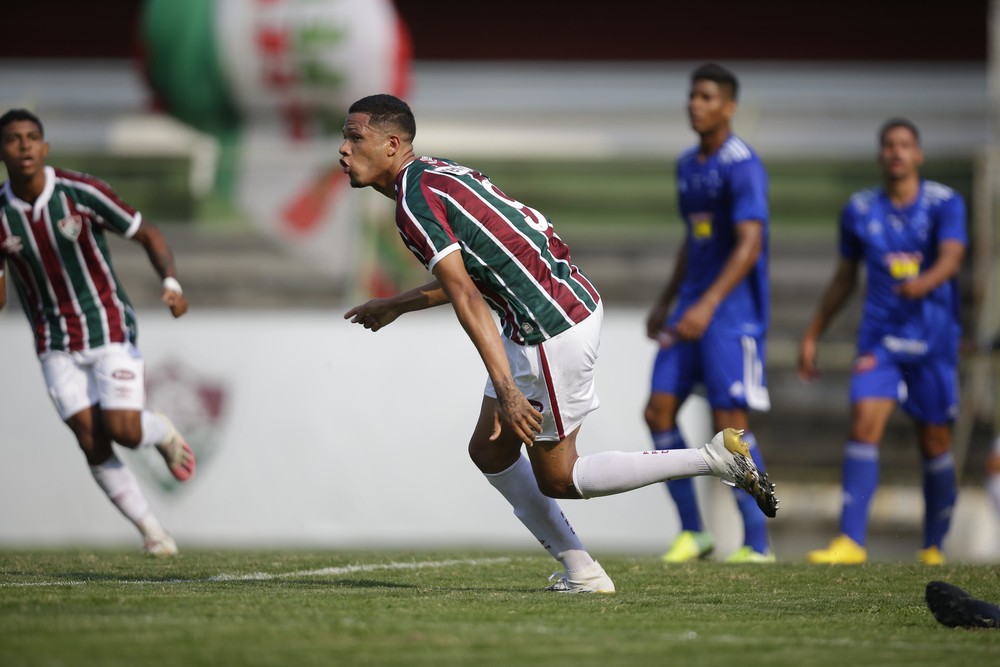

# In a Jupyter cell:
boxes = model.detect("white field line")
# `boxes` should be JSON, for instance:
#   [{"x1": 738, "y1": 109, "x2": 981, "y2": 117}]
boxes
[{"x1": 0, "y1": 556, "x2": 511, "y2": 587}]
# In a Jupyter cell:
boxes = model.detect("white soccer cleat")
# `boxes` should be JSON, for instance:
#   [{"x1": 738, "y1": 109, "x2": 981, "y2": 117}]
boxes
[
  {"x1": 143, "y1": 533, "x2": 178, "y2": 558},
  {"x1": 544, "y1": 561, "x2": 616, "y2": 594},
  {"x1": 701, "y1": 428, "x2": 779, "y2": 518}
]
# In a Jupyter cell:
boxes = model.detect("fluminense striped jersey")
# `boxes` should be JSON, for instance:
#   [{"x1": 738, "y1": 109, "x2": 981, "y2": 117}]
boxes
[
  {"x1": 394, "y1": 157, "x2": 600, "y2": 345},
  {"x1": 0, "y1": 166, "x2": 141, "y2": 355}
]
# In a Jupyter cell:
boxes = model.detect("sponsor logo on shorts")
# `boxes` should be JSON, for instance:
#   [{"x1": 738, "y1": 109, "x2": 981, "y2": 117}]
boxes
[
  {"x1": 112, "y1": 369, "x2": 136, "y2": 380},
  {"x1": 882, "y1": 335, "x2": 928, "y2": 356},
  {"x1": 528, "y1": 400, "x2": 544, "y2": 412}
]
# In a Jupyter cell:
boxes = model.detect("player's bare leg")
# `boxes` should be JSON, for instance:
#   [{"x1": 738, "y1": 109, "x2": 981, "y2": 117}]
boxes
[{"x1": 67, "y1": 405, "x2": 178, "y2": 556}]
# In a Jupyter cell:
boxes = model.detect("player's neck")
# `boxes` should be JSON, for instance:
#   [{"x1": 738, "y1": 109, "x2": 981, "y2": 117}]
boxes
[
  {"x1": 8, "y1": 170, "x2": 46, "y2": 204},
  {"x1": 380, "y1": 149, "x2": 416, "y2": 199},
  {"x1": 697, "y1": 127, "x2": 729, "y2": 158},
  {"x1": 884, "y1": 174, "x2": 920, "y2": 207}
]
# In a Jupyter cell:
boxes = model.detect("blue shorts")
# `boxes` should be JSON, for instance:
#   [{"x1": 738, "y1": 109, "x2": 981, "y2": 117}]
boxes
[
  {"x1": 850, "y1": 346, "x2": 958, "y2": 425},
  {"x1": 650, "y1": 327, "x2": 770, "y2": 411}
]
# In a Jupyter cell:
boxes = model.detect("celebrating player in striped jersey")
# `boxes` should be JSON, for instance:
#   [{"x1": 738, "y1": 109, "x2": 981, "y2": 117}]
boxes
[
  {"x1": 645, "y1": 64, "x2": 776, "y2": 564},
  {"x1": 0, "y1": 109, "x2": 195, "y2": 556},
  {"x1": 342, "y1": 94, "x2": 778, "y2": 593}
]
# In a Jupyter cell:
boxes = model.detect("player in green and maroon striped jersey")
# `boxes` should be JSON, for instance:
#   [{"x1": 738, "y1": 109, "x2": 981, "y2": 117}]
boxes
[
  {"x1": 0, "y1": 109, "x2": 196, "y2": 556},
  {"x1": 341, "y1": 95, "x2": 778, "y2": 593}
]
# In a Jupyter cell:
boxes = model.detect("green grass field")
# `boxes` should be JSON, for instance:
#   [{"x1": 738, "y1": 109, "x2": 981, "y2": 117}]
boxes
[{"x1": 2, "y1": 550, "x2": 997, "y2": 667}]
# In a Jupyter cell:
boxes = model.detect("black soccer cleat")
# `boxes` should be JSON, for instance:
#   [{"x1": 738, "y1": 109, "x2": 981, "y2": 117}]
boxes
[{"x1": 925, "y1": 581, "x2": 1000, "y2": 629}]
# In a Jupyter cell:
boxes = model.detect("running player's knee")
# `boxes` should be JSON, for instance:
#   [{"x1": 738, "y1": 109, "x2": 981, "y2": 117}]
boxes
[
  {"x1": 920, "y1": 426, "x2": 952, "y2": 459},
  {"x1": 77, "y1": 437, "x2": 114, "y2": 466},
  {"x1": 468, "y1": 440, "x2": 520, "y2": 475},
  {"x1": 104, "y1": 413, "x2": 143, "y2": 448},
  {"x1": 535, "y1": 475, "x2": 575, "y2": 499}
]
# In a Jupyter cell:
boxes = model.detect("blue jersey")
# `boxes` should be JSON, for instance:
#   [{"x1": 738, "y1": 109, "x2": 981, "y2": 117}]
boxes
[
  {"x1": 840, "y1": 180, "x2": 967, "y2": 360},
  {"x1": 673, "y1": 135, "x2": 769, "y2": 335}
]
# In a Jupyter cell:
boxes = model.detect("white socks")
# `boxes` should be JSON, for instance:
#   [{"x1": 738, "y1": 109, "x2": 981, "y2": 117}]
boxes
[
  {"x1": 484, "y1": 453, "x2": 595, "y2": 573},
  {"x1": 572, "y1": 448, "x2": 711, "y2": 499},
  {"x1": 139, "y1": 410, "x2": 170, "y2": 448},
  {"x1": 90, "y1": 454, "x2": 161, "y2": 537}
]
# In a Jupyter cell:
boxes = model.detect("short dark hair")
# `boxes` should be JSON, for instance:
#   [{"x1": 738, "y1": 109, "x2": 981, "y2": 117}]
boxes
[
  {"x1": 348, "y1": 94, "x2": 416, "y2": 141},
  {"x1": 878, "y1": 117, "x2": 920, "y2": 146},
  {"x1": 0, "y1": 108, "x2": 44, "y2": 138},
  {"x1": 691, "y1": 63, "x2": 739, "y2": 101}
]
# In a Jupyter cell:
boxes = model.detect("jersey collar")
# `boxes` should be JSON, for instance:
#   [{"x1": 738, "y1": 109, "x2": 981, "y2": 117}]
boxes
[
  {"x1": 394, "y1": 158, "x2": 418, "y2": 196},
  {"x1": 3, "y1": 166, "x2": 56, "y2": 219}
]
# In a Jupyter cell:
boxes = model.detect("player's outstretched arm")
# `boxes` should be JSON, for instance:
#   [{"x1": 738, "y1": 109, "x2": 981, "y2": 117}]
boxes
[
  {"x1": 130, "y1": 221, "x2": 188, "y2": 318},
  {"x1": 344, "y1": 279, "x2": 450, "y2": 332},
  {"x1": 798, "y1": 257, "x2": 858, "y2": 380}
]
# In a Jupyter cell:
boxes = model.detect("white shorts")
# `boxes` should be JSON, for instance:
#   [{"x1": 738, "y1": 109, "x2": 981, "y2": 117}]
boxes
[
  {"x1": 40, "y1": 343, "x2": 146, "y2": 420},
  {"x1": 486, "y1": 301, "x2": 603, "y2": 441}
]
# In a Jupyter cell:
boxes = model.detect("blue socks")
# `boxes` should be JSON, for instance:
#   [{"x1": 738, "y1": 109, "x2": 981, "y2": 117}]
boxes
[
  {"x1": 652, "y1": 428, "x2": 703, "y2": 532},
  {"x1": 839, "y1": 441, "x2": 880, "y2": 545},
  {"x1": 922, "y1": 451, "x2": 956, "y2": 549},
  {"x1": 732, "y1": 431, "x2": 769, "y2": 554},
  {"x1": 836, "y1": 442, "x2": 955, "y2": 550}
]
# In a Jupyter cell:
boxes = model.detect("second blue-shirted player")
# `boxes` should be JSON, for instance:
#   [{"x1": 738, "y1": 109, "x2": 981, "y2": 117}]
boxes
[
  {"x1": 800, "y1": 118, "x2": 967, "y2": 565},
  {"x1": 645, "y1": 64, "x2": 775, "y2": 563}
]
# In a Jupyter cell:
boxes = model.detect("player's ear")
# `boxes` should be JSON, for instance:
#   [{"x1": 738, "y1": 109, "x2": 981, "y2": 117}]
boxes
[{"x1": 386, "y1": 133, "x2": 401, "y2": 156}]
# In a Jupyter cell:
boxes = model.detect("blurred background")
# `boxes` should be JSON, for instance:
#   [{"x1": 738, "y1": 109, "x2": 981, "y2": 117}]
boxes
[{"x1": 1, "y1": 0, "x2": 998, "y2": 561}]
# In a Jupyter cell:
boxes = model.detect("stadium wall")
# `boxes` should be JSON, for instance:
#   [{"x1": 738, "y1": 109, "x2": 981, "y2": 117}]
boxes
[{"x1": 1, "y1": 309, "x2": 997, "y2": 561}]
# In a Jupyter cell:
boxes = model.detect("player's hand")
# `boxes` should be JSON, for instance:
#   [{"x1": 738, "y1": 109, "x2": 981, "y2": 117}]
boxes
[
  {"x1": 798, "y1": 335, "x2": 820, "y2": 381},
  {"x1": 645, "y1": 304, "x2": 669, "y2": 340},
  {"x1": 894, "y1": 277, "x2": 930, "y2": 300},
  {"x1": 161, "y1": 287, "x2": 188, "y2": 318},
  {"x1": 344, "y1": 298, "x2": 400, "y2": 332},
  {"x1": 675, "y1": 301, "x2": 714, "y2": 341},
  {"x1": 491, "y1": 385, "x2": 543, "y2": 446}
]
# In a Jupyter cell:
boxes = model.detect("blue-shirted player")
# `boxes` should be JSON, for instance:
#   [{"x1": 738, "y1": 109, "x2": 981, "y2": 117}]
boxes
[
  {"x1": 645, "y1": 64, "x2": 775, "y2": 563},
  {"x1": 801, "y1": 118, "x2": 967, "y2": 565}
]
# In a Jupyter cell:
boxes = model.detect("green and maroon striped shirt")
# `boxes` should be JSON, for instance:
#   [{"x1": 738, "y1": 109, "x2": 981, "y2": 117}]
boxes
[
  {"x1": 0, "y1": 167, "x2": 140, "y2": 355},
  {"x1": 395, "y1": 157, "x2": 600, "y2": 345}
]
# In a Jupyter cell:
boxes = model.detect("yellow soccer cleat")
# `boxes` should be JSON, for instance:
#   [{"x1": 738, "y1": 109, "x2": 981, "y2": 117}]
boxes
[
  {"x1": 917, "y1": 545, "x2": 946, "y2": 565},
  {"x1": 661, "y1": 530, "x2": 715, "y2": 563},
  {"x1": 724, "y1": 545, "x2": 776, "y2": 564},
  {"x1": 807, "y1": 534, "x2": 868, "y2": 564}
]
